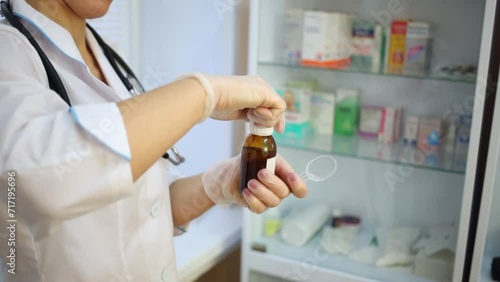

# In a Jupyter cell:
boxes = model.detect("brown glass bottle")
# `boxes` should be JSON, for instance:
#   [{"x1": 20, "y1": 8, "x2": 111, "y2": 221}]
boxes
[{"x1": 239, "y1": 125, "x2": 277, "y2": 193}]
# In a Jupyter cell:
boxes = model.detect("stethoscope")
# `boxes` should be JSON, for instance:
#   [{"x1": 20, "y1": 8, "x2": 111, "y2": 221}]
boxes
[{"x1": 0, "y1": 0, "x2": 185, "y2": 165}]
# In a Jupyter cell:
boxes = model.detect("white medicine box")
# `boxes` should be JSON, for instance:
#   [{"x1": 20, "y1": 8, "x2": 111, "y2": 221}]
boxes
[
  {"x1": 284, "y1": 9, "x2": 304, "y2": 65},
  {"x1": 302, "y1": 11, "x2": 353, "y2": 68},
  {"x1": 311, "y1": 92, "x2": 335, "y2": 135}
]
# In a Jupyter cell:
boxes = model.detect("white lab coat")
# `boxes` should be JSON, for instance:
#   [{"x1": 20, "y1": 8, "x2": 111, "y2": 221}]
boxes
[{"x1": 0, "y1": 0, "x2": 184, "y2": 281}]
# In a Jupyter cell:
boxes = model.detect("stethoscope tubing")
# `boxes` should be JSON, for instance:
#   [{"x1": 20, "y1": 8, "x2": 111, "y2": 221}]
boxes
[{"x1": 0, "y1": 0, "x2": 185, "y2": 165}]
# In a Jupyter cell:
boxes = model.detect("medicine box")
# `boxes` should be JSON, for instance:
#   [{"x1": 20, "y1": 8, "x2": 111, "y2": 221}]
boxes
[
  {"x1": 418, "y1": 117, "x2": 444, "y2": 152},
  {"x1": 284, "y1": 9, "x2": 304, "y2": 65},
  {"x1": 378, "y1": 107, "x2": 402, "y2": 144},
  {"x1": 382, "y1": 26, "x2": 391, "y2": 73},
  {"x1": 278, "y1": 80, "x2": 315, "y2": 138},
  {"x1": 359, "y1": 105, "x2": 384, "y2": 137},
  {"x1": 351, "y1": 20, "x2": 384, "y2": 73},
  {"x1": 388, "y1": 20, "x2": 409, "y2": 74},
  {"x1": 404, "y1": 22, "x2": 430, "y2": 75},
  {"x1": 457, "y1": 115, "x2": 472, "y2": 144},
  {"x1": 413, "y1": 250, "x2": 454, "y2": 282},
  {"x1": 302, "y1": 11, "x2": 352, "y2": 68},
  {"x1": 310, "y1": 92, "x2": 335, "y2": 135},
  {"x1": 334, "y1": 88, "x2": 360, "y2": 136},
  {"x1": 404, "y1": 116, "x2": 419, "y2": 145}
]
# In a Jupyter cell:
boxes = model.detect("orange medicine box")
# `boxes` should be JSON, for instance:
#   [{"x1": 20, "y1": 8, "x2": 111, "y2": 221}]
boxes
[{"x1": 388, "y1": 20, "x2": 409, "y2": 74}]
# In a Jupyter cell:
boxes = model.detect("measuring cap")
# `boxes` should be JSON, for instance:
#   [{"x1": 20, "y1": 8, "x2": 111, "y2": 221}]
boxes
[{"x1": 250, "y1": 123, "x2": 274, "y2": 136}]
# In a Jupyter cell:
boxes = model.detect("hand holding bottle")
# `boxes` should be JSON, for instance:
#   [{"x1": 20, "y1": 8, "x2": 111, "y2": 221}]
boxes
[{"x1": 201, "y1": 154, "x2": 308, "y2": 213}]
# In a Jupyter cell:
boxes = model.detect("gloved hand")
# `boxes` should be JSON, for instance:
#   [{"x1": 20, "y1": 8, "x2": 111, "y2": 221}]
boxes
[
  {"x1": 179, "y1": 73, "x2": 286, "y2": 133},
  {"x1": 202, "y1": 154, "x2": 308, "y2": 213}
]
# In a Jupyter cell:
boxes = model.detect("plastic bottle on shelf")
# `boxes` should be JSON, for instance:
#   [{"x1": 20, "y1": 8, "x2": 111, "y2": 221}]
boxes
[{"x1": 281, "y1": 204, "x2": 330, "y2": 247}]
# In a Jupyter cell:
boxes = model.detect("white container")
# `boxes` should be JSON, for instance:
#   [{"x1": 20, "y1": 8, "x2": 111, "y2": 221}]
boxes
[
  {"x1": 321, "y1": 225, "x2": 357, "y2": 255},
  {"x1": 284, "y1": 9, "x2": 304, "y2": 65},
  {"x1": 413, "y1": 249, "x2": 454, "y2": 281},
  {"x1": 281, "y1": 204, "x2": 331, "y2": 247},
  {"x1": 301, "y1": 11, "x2": 352, "y2": 68},
  {"x1": 310, "y1": 92, "x2": 336, "y2": 135},
  {"x1": 404, "y1": 116, "x2": 419, "y2": 145}
]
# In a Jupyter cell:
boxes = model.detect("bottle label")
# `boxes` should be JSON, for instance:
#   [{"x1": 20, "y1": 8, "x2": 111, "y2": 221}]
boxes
[{"x1": 266, "y1": 157, "x2": 277, "y2": 173}]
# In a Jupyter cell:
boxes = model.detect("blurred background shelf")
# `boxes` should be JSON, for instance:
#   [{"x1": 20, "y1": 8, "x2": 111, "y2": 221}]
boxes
[
  {"x1": 275, "y1": 134, "x2": 466, "y2": 175},
  {"x1": 250, "y1": 233, "x2": 432, "y2": 282},
  {"x1": 258, "y1": 61, "x2": 477, "y2": 84}
]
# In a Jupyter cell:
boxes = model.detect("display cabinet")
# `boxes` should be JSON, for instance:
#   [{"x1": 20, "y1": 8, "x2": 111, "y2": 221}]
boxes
[{"x1": 241, "y1": 0, "x2": 499, "y2": 281}]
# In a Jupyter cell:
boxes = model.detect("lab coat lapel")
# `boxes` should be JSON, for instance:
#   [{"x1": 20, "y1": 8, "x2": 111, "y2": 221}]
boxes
[{"x1": 10, "y1": 0, "x2": 86, "y2": 64}]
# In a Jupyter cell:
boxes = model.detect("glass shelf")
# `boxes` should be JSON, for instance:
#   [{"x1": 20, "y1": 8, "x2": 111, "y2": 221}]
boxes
[
  {"x1": 252, "y1": 232, "x2": 432, "y2": 282},
  {"x1": 275, "y1": 134, "x2": 466, "y2": 175},
  {"x1": 259, "y1": 61, "x2": 477, "y2": 84}
]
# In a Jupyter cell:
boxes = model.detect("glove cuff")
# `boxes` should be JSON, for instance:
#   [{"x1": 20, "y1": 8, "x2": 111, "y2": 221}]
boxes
[
  {"x1": 201, "y1": 171, "x2": 232, "y2": 207},
  {"x1": 176, "y1": 73, "x2": 215, "y2": 123}
]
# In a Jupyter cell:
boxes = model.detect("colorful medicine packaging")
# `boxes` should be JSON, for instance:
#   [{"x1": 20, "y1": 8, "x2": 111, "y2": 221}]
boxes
[
  {"x1": 457, "y1": 115, "x2": 472, "y2": 145},
  {"x1": 404, "y1": 116, "x2": 419, "y2": 145},
  {"x1": 359, "y1": 105, "x2": 384, "y2": 137},
  {"x1": 418, "y1": 118, "x2": 444, "y2": 152},
  {"x1": 334, "y1": 88, "x2": 360, "y2": 136},
  {"x1": 404, "y1": 22, "x2": 430, "y2": 75},
  {"x1": 351, "y1": 20, "x2": 384, "y2": 72},
  {"x1": 311, "y1": 92, "x2": 336, "y2": 135},
  {"x1": 284, "y1": 9, "x2": 304, "y2": 65},
  {"x1": 387, "y1": 20, "x2": 409, "y2": 74},
  {"x1": 378, "y1": 107, "x2": 402, "y2": 144},
  {"x1": 302, "y1": 11, "x2": 353, "y2": 68},
  {"x1": 278, "y1": 80, "x2": 315, "y2": 138}
]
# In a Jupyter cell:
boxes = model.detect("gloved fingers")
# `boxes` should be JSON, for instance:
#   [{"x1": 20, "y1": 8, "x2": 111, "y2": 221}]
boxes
[
  {"x1": 247, "y1": 76, "x2": 286, "y2": 111},
  {"x1": 275, "y1": 155, "x2": 308, "y2": 198},
  {"x1": 276, "y1": 114, "x2": 285, "y2": 134},
  {"x1": 247, "y1": 179, "x2": 281, "y2": 208},
  {"x1": 257, "y1": 169, "x2": 290, "y2": 199},
  {"x1": 247, "y1": 108, "x2": 285, "y2": 133},
  {"x1": 242, "y1": 189, "x2": 268, "y2": 214},
  {"x1": 233, "y1": 192, "x2": 249, "y2": 209}
]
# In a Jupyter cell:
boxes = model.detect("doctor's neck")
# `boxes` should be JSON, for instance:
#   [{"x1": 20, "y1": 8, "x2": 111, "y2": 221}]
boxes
[{"x1": 26, "y1": 0, "x2": 111, "y2": 53}]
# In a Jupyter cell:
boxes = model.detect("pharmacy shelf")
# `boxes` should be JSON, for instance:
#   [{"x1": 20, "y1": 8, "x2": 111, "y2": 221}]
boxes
[
  {"x1": 258, "y1": 61, "x2": 477, "y2": 84},
  {"x1": 248, "y1": 231, "x2": 432, "y2": 282},
  {"x1": 275, "y1": 134, "x2": 466, "y2": 175}
]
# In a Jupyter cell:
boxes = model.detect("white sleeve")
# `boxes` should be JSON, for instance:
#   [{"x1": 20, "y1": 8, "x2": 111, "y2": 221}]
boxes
[
  {"x1": 0, "y1": 27, "x2": 134, "y2": 229},
  {"x1": 164, "y1": 162, "x2": 190, "y2": 236},
  {"x1": 166, "y1": 161, "x2": 183, "y2": 186}
]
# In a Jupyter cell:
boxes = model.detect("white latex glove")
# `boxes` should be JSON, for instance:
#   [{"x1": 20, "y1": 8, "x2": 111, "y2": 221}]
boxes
[
  {"x1": 179, "y1": 73, "x2": 286, "y2": 133},
  {"x1": 202, "y1": 154, "x2": 308, "y2": 213}
]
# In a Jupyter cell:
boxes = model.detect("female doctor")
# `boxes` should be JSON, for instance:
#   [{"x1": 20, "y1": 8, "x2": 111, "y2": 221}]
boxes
[{"x1": 0, "y1": 0, "x2": 307, "y2": 281}]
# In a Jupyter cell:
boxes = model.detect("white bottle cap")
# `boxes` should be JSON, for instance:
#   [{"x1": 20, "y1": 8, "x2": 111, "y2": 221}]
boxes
[{"x1": 250, "y1": 123, "x2": 274, "y2": 136}]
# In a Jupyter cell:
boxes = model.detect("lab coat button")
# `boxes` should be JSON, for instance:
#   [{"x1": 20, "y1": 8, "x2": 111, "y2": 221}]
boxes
[
  {"x1": 150, "y1": 202, "x2": 161, "y2": 218},
  {"x1": 161, "y1": 268, "x2": 169, "y2": 281}
]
